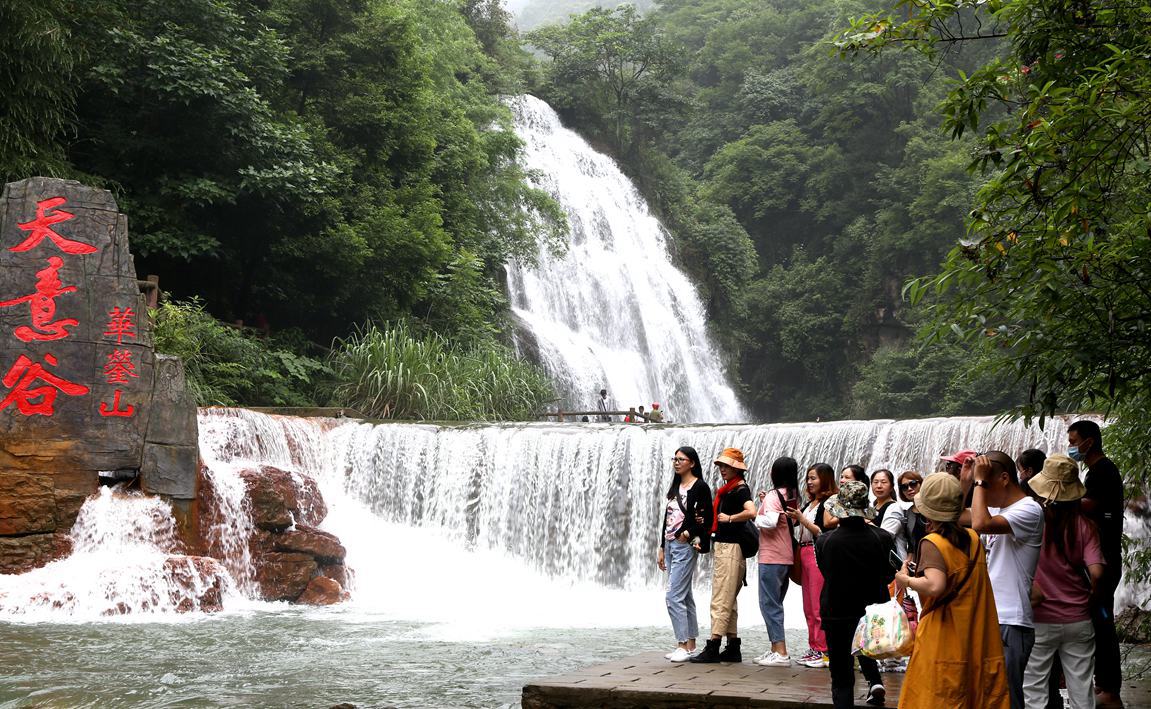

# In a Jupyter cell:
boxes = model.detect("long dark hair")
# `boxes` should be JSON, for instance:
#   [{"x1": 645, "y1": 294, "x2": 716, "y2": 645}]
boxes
[
  {"x1": 770, "y1": 456, "x2": 799, "y2": 497},
  {"x1": 666, "y1": 446, "x2": 703, "y2": 500},
  {"x1": 842, "y1": 464, "x2": 868, "y2": 485},
  {"x1": 1044, "y1": 499, "x2": 1095, "y2": 564}
]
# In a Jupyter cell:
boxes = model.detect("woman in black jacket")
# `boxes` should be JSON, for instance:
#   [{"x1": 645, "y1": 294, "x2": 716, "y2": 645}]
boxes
[
  {"x1": 657, "y1": 445, "x2": 712, "y2": 662},
  {"x1": 815, "y1": 480, "x2": 895, "y2": 707}
]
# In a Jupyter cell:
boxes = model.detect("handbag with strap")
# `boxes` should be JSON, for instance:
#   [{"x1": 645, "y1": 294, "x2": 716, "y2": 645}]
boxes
[{"x1": 775, "y1": 489, "x2": 803, "y2": 585}]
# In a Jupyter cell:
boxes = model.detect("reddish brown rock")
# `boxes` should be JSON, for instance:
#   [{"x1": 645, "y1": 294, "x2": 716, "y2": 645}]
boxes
[
  {"x1": 239, "y1": 466, "x2": 297, "y2": 530},
  {"x1": 273, "y1": 525, "x2": 346, "y2": 563},
  {"x1": 197, "y1": 462, "x2": 348, "y2": 604},
  {"x1": 320, "y1": 563, "x2": 350, "y2": 589},
  {"x1": 162, "y1": 556, "x2": 226, "y2": 612},
  {"x1": 237, "y1": 465, "x2": 327, "y2": 531},
  {"x1": 0, "y1": 532, "x2": 72, "y2": 574},
  {"x1": 297, "y1": 576, "x2": 346, "y2": 606},
  {"x1": 295, "y1": 474, "x2": 328, "y2": 527},
  {"x1": 0, "y1": 472, "x2": 57, "y2": 535},
  {"x1": 254, "y1": 551, "x2": 317, "y2": 601}
]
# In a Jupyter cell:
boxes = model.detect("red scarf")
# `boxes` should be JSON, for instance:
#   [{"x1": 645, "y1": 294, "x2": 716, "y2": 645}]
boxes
[{"x1": 711, "y1": 477, "x2": 744, "y2": 533}]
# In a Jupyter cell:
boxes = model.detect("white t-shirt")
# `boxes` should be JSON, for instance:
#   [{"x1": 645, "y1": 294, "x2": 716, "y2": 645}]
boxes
[{"x1": 982, "y1": 496, "x2": 1044, "y2": 628}]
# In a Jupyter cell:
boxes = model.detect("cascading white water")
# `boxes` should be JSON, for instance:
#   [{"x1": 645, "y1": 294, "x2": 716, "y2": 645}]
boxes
[
  {"x1": 506, "y1": 95, "x2": 743, "y2": 423},
  {"x1": 192, "y1": 410, "x2": 1132, "y2": 596},
  {"x1": 7, "y1": 410, "x2": 1143, "y2": 623},
  {"x1": 325, "y1": 414, "x2": 1085, "y2": 590},
  {"x1": 0, "y1": 487, "x2": 231, "y2": 619}
]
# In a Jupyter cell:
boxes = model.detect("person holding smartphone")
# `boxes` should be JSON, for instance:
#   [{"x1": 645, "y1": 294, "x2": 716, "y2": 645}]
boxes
[
  {"x1": 657, "y1": 446, "x2": 713, "y2": 662},
  {"x1": 752, "y1": 456, "x2": 800, "y2": 667}
]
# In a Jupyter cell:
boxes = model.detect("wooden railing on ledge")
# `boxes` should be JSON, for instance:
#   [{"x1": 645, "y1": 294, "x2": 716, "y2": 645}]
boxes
[{"x1": 539, "y1": 408, "x2": 663, "y2": 423}]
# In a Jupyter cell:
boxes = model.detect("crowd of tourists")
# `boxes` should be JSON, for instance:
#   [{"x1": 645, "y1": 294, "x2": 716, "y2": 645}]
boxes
[{"x1": 656, "y1": 420, "x2": 1126, "y2": 708}]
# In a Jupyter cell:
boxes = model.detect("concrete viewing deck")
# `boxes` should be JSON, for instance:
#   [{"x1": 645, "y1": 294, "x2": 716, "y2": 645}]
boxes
[{"x1": 522, "y1": 651, "x2": 1151, "y2": 708}]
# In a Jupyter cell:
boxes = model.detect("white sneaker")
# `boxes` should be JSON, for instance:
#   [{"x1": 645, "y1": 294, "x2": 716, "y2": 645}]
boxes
[
  {"x1": 752, "y1": 649, "x2": 771, "y2": 663},
  {"x1": 755, "y1": 652, "x2": 791, "y2": 667},
  {"x1": 865, "y1": 684, "x2": 886, "y2": 706},
  {"x1": 664, "y1": 650, "x2": 676, "y2": 659},
  {"x1": 668, "y1": 647, "x2": 692, "y2": 662}
]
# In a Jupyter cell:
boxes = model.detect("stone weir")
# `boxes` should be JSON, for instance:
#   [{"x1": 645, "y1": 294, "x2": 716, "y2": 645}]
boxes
[{"x1": 0, "y1": 177, "x2": 199, "y2": 573}]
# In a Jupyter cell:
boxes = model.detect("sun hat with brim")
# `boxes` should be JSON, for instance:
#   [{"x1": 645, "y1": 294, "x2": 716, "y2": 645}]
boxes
[
  {"x1": 827, "y1": 480, "x2": 876, "y2": 520},
  {"x1": 940, "y1": 449, "x2": 978, "y2": 465},
  {"x1": 1028, "y1": 453, "x2": 1086, "y2": 504},
  {"x1": 916, "y1": 473, "x2": 964, "y2": 522},
  {"x1": 713, "y1": 447, "x2": 747, "y2": 470}
]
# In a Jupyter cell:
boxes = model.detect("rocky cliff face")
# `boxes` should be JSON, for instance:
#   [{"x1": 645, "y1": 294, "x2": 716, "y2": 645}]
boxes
[{"x1": 0, "y1": 177, "x2": 199, "y2": 575}]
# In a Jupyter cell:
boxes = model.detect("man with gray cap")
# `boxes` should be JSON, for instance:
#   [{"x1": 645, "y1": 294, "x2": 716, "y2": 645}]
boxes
[{"x1": 815, "y1": 480, "x2": 894, "y2": 707}]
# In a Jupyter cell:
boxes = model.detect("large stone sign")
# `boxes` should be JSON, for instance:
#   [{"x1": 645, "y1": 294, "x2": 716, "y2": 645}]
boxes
[{"x1": 0, "y1": 177, "x2": 199, "y2": 573}]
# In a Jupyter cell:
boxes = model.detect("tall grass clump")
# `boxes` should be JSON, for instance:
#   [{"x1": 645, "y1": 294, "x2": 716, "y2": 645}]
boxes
[{"x1": 327, "y1": 323, "x2": 554, "y2": 421}]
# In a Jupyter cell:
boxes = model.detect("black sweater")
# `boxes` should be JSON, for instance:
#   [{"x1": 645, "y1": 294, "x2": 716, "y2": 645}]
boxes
[
  {"x1": 815, "y1": 518, "x2": 895, "y2": 623},
  {"x1": 657, "y1": 478, "x2": 714, "y2": 553}
]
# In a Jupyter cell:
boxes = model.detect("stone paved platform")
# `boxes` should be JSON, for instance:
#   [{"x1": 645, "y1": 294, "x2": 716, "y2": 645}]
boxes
[
  {"x1": 522, "y1": 651, "x2": 1151, "y2": 708},
  {"x1": 522, "y1": 651, "x2": 902, "y2": 708}
]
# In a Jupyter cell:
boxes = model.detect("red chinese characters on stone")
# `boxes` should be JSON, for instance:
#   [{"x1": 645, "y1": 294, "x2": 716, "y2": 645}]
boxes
[
  {"x1": 103, "y1": 307, "x2": 137, "y2": 344},
  {"x1": 98, "y1": 389, "x2": 135, "y2": 418},
  {"x1": 12, "y1": 197, "x2": 97, "y2": 255},
  {"x1": 0, "y1": 256, "x2": 80, "y2": 342},
  {"x1": 0, "y1": 353, "x2": 90, "y2": 416},
  {"x1": 103, "y1": 349, "x2": 138, "y2": 385}
]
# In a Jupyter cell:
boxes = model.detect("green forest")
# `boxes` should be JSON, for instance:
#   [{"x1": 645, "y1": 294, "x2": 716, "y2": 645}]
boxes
[{"x1": 4, "y1": 0, "x2": 1149, "y2": 467}]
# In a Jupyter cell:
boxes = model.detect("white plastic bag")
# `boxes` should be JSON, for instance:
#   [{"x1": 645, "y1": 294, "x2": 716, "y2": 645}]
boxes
[{"x1": 851, "y1": 598, "x2": 914, "y2": 659}]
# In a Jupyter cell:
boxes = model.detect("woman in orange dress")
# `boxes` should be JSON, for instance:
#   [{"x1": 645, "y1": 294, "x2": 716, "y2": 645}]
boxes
[{"x1": 894, "y1": 473, "x2": 1009, "y2": 709}]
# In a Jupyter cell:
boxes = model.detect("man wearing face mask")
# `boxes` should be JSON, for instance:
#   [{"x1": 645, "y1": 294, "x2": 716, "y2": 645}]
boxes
[{"x1": 1067, "y1": 419, "x2": 1125, "y2": 708}]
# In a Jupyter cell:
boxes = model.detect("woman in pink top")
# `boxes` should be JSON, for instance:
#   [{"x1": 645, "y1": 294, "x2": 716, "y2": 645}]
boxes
[
  {"x1": 752, "y1": 456, "x2": 800, "y2": 666},
  {"x1": 785, "y1": 463, "x2": 839, "y2": 668},
  {"x1": 1023, "y1": 454, "x2": 1105, "y2": 709}
]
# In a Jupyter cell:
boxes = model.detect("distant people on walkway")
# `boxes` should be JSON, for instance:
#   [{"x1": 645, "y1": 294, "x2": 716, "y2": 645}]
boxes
[
  {"x1": 962, "y1": 451, "x2": 1043, "y2": 709},
  {"x1": 870, "y1": 469, "x2": 897, "y2": 526},
  {"x1": 648, "y1": 402, "x2": 665, "y2": 422},
  {"x1": 1068, "y1": 419, "x2": 1125, "y2": 707},
  {"x1": 596, "y1": 388, "x2": 612, "y2": 422},
  {"x1": 752, "y1": 456, "x2": 799, "y2": 668},
  {"x1": 786, "y1": 462, "x2": 838, "y2": 668},
  {"x1": 691, "y1": 448, "x2": 756, "y2": 664},
  {"x1": 816, "y1": 480, "x2": 894, "y2": 708},
  {"x1": 1024, "y1": 453, "x2": 1105, "y2": 709},
  {"x1": 895, "y1": 473, "x2": 1010, "y2": 709},
  {"x1": 657, "y1": 446, "x2": 713, "y2": 663}
]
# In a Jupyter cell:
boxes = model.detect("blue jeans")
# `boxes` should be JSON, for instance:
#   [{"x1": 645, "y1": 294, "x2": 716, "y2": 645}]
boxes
[
  {"x1": 665, "y1": 540, "x2": 698, "y2": 643},
  {"x1": 758, "y1": 563, "x2": 789, "y2": 643}
]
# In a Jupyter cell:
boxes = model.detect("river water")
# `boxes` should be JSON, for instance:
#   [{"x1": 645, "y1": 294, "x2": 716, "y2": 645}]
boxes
[{"x1": 7, "y1": 408, "x2": 1136, "y2": 708}]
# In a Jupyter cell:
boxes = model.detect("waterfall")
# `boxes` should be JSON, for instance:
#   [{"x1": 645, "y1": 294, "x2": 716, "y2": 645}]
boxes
[
  {"x1": 4, "y1": 409, "x2": 1145, "y2": 621},
  {"x1": 194, "y1": 410, "x2": 1103, "y2": 593},
  {"x1": 506, "y1": 95, "x2": 743, "y2": 423},
  {"x1": 0, "y1": 487, "x2": 231, "y2": 619}
]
